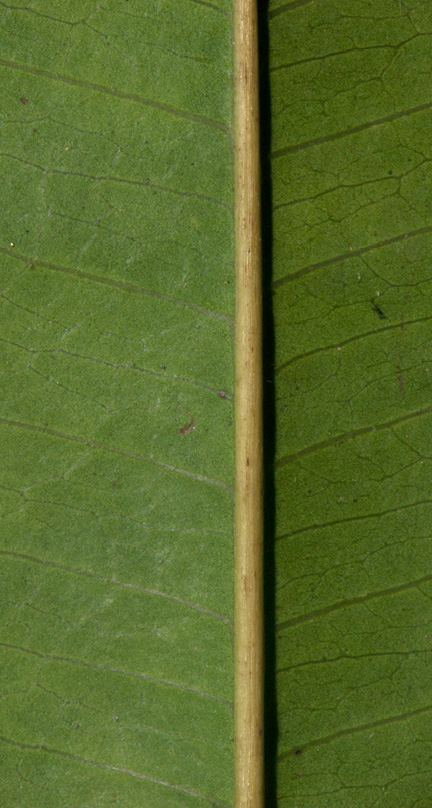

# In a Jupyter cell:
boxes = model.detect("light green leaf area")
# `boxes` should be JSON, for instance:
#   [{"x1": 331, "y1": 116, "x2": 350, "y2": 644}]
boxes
[
  {"x1": 0, "y1": 2, "x2": 234, "y2": 807},
  {"x1": 271, "y1": 1, "x2": 432, "y2": 805}
]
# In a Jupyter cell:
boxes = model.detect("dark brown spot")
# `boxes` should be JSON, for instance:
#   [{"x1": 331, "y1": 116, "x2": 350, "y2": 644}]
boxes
[
  {"x1": 20, "y1": 97, "x2": 28, "y2": 105},
  {"x1": 179, "y1": 417, "x2": 196, "y2": 435},
  {"x1": 295, "y1": 749, "x2": 302, "y2": 756},
  {"x1": 246, "y1": 457, "x2": 250, "y2": 466}
]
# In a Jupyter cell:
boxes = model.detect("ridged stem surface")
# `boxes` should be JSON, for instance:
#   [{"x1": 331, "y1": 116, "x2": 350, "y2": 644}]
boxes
[{"x1": 233, "y1": 1, "x2": 264, "y2": 806}]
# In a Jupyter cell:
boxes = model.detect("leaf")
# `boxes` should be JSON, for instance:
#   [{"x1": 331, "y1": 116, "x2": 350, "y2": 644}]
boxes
[
  {"x1": 270, "y1": 0, "x2": 432, "y2": 804},
  {"x1": 0, "y1": 2, "x2": 235, "y2": 806},
  {"x1": 2, "y1": 0, "x2": 432, "y2": 805}
]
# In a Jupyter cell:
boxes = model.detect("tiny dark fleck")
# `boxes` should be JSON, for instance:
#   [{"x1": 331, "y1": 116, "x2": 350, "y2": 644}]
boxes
[
  {"x1": 160, "y1": 364, "x2": 166, "y2": 369},
  {"x1": 246, "y1": 457, "x2": 250, "y2": 467},
  {"x1": 217, "y1": 390, "x2": 228, "y2": 399},
  {"x1": 295, "y1": 749, "x2": 302, "y2": 756},
  {"x1": 388, "y1": 169, "x2": 393, "y2": 175},
  {"x1": 20, "y1": 97, "x2": 28, "y2": 105},
  {"x1": 370, "y1": 298, "x2": 386, "y2": 319}
]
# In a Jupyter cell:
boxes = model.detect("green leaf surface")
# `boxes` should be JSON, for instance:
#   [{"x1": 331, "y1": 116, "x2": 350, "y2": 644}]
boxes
[
  {"x1": 2, "y1": 0, "x2": 432, "y2": 805},
  {"x1": 271, "y1": 0, "x2": 432, "y2": 805},
  {"x1": 0, "y1": 2, "x2": 234, "y2": 806}
]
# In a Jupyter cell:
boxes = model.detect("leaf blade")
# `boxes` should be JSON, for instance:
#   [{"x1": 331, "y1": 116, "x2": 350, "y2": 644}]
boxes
[
  {"x1": 271, "y1": 1, "x2": 432, "y2": 804},
  {"x1": 0, "y1": 2, "x2": 235, "y2": 805}
]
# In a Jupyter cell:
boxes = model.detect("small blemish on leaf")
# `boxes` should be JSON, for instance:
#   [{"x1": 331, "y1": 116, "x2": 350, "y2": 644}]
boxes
[
  {"x1": 20, "y1": 97, "x2": 28, "y2": 105},
  {"x1": 371, "y1": 297, "x2": 386, "y2": 319},
  {"x1": 179, "y1": 417, "x2": 195, "y2": 435}
]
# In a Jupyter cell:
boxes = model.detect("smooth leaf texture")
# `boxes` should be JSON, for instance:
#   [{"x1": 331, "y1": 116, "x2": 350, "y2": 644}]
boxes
[
  {"x1": 0, "y1": 2, "x2": 234, "y2": 806},
  {"x1": 271, "y1": 0, "x2": 432, "y2": 804}
]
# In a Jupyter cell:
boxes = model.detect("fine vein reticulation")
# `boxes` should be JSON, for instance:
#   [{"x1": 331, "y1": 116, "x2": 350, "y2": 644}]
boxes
[
  {"x1": 0, "y1": 2, "x2": 235, "y2": 806},
  {"x1": 271, "y1": 1, "x2": 432, "y2": 803}
]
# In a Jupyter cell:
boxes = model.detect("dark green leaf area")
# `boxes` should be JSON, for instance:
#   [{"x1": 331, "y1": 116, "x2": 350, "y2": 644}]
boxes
[{"x1": 272, "y1": 0, "x2": 432, "y2": 804}]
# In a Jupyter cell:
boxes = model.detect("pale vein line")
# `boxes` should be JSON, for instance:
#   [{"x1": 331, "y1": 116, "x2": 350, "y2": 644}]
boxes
[
  {"x1": 1, "y1": 0, "x2": 230, "y2": 24},
  {"x1": 276, "y1": 572, "x2": 432, "y2": 632},
  {"x1": 186, "y1": 0, "x2": 229, "y2": 15},
  {"x1": 276, "y1": 498, "x2": 432, "y2": 541},
  {"x1": 273, "y1": 171, "x2": 400, "y2": 213},
  {"x1": 272, "y1": 102, "x2": 432, "y2": 158},
  {"x1": 0, "y1": 58, "x2": 228, "y2": 132},
  {"x1": 0, "y1": 1, "x2": 105, "y2": 27},
  {"x1": 278, "y1": 647, "x2": 432, "y2": 675},
  {"x1": 57, "y1": 349, "x2": 233, "y2": 399},
  {"x1": 278, "y1": 703, "x2": 432, "y2": 761},
  {"x1": 276, "y1": 405, "x2": 432, "y2": 468},
  {"x1": 276, "y1": 314, "x2": 432, "y2": 373},
  {"x1": 0, "y1": 151, "x2": 231, "y2": 211},
  {"x1": 269, "y1": 0, "x2": 314, "y2": 18},
  {"x1": 0, "y1": 338, "x2": 233, "y2": 399},
  {"x1": 0, "y1": 643, "x2": 232, "y2": 708},
  {"x1": 269, "y1": 32, "x2": 427, "y2": 74},
  {"x1": 0, "y1": 735, "x2": 232, "y2": 806},
  {"x1": 0, "y1": 417, "x2": 230, "y2": 493},
  {"x1": 0, "y1": 551, "x2": 231, "y2": 625},
  {"x1": 273, "y1": 226, "x2": 432, "y2": 288},
  {"x1": 270, "y1": 44, "x2": 392, "y2": 73},
  {"x1": 0, "y1": 247, "x2": 231, "y2": 323}
]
